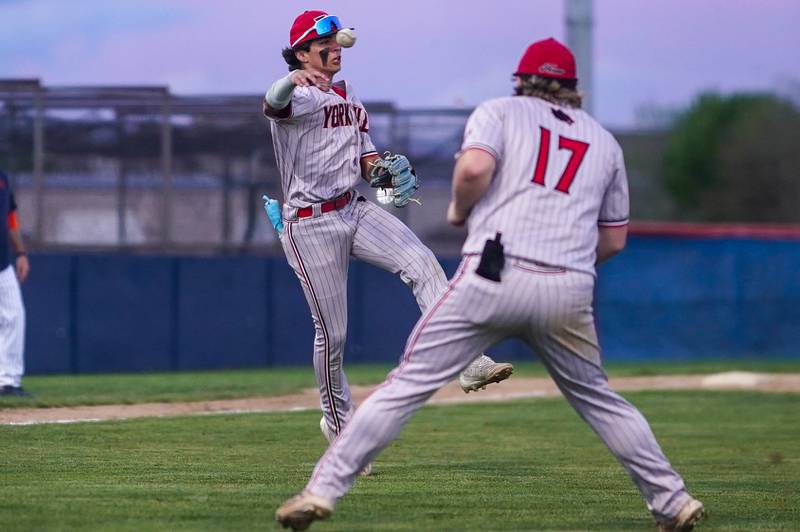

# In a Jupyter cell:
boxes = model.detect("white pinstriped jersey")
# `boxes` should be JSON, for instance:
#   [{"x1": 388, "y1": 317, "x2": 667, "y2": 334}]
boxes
[
  {"x1": 267, "y1": 80, "x2": 377, "y2": 209},
  {"x1": 460, "y1": 96, "x2": 629, "y2": 277}
]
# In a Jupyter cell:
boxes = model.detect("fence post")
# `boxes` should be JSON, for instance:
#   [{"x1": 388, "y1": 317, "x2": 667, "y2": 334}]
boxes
[
  {"x1": 116, "y1": 108, "x2": 128, "y2": 245},
  {"x1": 161, "y1": 93, "x2": 173, "y2": 245},
  {"x1": 33, "y1": 86, "x2": 45, "y2": 244},
  {"x1": 222, "y1": 155, "x2": 232, "y2": 246}
]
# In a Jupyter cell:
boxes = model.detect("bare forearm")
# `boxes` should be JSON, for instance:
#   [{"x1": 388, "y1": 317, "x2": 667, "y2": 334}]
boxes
[
  {"x1": 447, "y1": 149, "x2": 495, "y2": 225},
  {"x1": 451, "y1": 172, "x2": 489, "y2": 218},
  {"x1": 9, "y1": 229, "x2": 29, "y2": 282},
  {"x1": 360, "y1": 154, "x2": 381, "y2": 182},
  {"x1": 596, "y1": 226, "x2": 627, "y2": 264},
  {"x1": 596, "y1": 245, "x2": 619, "y2": 265},
  {"x1": 9, "y1": 229, "x2": 26, "y2": 255}
]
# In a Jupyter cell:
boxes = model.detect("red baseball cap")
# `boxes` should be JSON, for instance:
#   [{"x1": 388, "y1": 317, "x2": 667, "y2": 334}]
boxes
[
  {"x1": 290, "y1": 10, "x2": 342, "y2": 48},
  {"x1": 515, "y1": 38, "x2": 576, "y2": 79}
]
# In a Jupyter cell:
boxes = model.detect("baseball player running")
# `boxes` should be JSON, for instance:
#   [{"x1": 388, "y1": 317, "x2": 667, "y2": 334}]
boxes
[
  {"x1": 276, "y1": 38, "x2": 704, "y2": 531},
  {"x1": 262, "y1": 10, "x2": 513, "y2": 468},
  {"x1": 0, "y1": 170, "x2": 29, "y2": 397}
]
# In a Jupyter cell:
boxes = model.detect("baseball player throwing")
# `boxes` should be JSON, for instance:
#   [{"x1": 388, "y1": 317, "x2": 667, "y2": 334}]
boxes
[
  {"x1": 262, "y1": 10, "x2": 513, "y2": 468},
  {"x1": 276, "y1": 38, "x2": 704, "y2": 531}
]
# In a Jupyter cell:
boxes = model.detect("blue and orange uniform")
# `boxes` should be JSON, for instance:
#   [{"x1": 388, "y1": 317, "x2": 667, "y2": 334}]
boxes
[{"x1": 0, "y1": 170, "x2": 28, "y2": 396}]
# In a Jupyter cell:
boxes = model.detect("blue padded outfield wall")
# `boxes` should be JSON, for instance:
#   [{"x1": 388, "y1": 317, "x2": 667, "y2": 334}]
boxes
[{"x1": 23, "y1": 235, "x2": 800, "y2": 374}]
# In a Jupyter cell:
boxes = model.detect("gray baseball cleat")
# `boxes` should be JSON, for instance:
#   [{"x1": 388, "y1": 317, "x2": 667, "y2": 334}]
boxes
[
  {"x1": 657, "y1": 498, "x2": 705, "y2": 532},
  {"x1": 276, "y1": 492, "x2": 334, "y2": 531},
  {"x1": 319, "y1": 417, "x2": 372, "y2": 476},
  {"x1": 459, "y1": 355, "x2": 514, "y2": 393}
]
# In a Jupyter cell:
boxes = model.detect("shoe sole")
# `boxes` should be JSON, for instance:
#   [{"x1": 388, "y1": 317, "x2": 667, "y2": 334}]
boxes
[
  {"x1": 659, "y1": 500, "x2": 705, "y2": 532},
  {"x1": 679, "y1": 502, "x2": 706, "y2": 531},
  {"x1": 461, "y1": 363, "x2": 514, "y2": 393},
  {"x1": 276, "y1": 504, "x2": 332, "y2": 531}
]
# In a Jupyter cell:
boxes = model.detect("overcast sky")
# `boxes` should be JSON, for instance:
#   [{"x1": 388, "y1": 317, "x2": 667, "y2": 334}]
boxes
[{"x1": 2, "y1": 0, "x2": 798, "y2": 127}]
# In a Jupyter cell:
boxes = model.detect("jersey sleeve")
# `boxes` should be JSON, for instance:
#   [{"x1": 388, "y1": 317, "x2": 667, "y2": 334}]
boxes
[
  {"x1": 598, "y1": 145, "x2": 630, "y2": 227},
  {"x1": 460, "y1": 100, "x2": 505, "y2": 160},
  {"x1": 349, "y1": 84, "x2": 377, "y2": 157},
  {"x1": 360, "y1": 131, "x2": 377, "y2": 158},
  {"x1": 265, "y1": 85, "x2": 318, "y2": 122},
  {"x1": 5, "y1": 174, "x2": 18, "y2": 230}
]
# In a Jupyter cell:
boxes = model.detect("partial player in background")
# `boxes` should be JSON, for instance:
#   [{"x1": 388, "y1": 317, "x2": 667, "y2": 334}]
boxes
[
  {"x1": 276, "y1": 38, "x2": 704, "y2": 532},
  {"x1": 261, "y1": 10, "x2": 513, "y2": 471},
  {"x1": 0, "y1": 170, "x2": 29, "y2": 397}
]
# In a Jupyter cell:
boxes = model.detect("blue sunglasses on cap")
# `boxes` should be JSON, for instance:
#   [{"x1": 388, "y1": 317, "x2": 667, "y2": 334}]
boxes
[{"x1": 292, "y1": 15, "x2": 343, "y2": 47}]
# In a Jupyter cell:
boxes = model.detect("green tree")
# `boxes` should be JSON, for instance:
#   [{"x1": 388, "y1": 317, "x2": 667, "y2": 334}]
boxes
[{"x1": 662, "y1": 93, "x2": 800, "y2": 222}]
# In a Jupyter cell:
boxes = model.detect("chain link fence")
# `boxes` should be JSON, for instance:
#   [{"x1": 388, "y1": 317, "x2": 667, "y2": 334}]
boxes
[{"x1": 0, "y1": 80, "x2": 668, "y2": 255}]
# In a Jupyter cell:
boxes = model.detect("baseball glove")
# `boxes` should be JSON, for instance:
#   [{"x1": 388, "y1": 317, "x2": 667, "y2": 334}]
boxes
[{"x1": 369, "y1": 152, "x2": 420, "y2": 208}]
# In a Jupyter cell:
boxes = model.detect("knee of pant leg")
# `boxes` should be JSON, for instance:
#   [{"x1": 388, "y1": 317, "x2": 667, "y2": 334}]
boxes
[
  {"x1": 312, "y1": 314, "x2": 347, "y2": 346},
  {"x1": 317, "y1": 328, "x2": 347, "y2": 353},
  {"x1": 330, "y1": 328, "x2": 347, "y2": 351},
  {"x1": 407, "y1": 246, "x2": 447, "y2": 283},
  {"x1": 421, "y1": 247, "x2": 443, "y2": 272}
]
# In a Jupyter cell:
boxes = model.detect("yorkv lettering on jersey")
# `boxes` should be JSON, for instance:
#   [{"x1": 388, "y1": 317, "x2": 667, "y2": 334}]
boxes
[{"x1": 323, "y1": 103, "x2": 369, "y2": 132}]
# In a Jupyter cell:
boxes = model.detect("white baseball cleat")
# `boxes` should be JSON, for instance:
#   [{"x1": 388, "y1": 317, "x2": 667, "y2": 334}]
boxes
[
  {"x1": 459, "y1": 355, "x2": 514, "y2": 393},
  {"x1": 319, "y1": 417, "x2": 373, "y2": 476},
  {"x1": 359, "y1": 461, "x2": 372, "y2": 476},
  {"x1": 657, "y1": 498, "x2": 705, "y2": 532},
  {"x1": 275, "y1": 491, "x2": 334, "y2": 531},
  {"x1": 319, "y1": 416, "x2": 336, "y2": 444}
]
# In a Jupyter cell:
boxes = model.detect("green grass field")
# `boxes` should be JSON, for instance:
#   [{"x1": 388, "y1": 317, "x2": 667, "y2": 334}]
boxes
[
  {"x1": 1, "y1": 386, "x2": 799, "y2": 530},
  {"x1": 1, "y1": 359, "x2": 799, "y2": 408}
]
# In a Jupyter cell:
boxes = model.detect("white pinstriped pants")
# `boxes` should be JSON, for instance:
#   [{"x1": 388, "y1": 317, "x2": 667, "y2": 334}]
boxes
[
  {"x1": 280, "y1": 193, "x2": 447, "y2": 436},
  {"x1": 305, "y1": 256, "x2": 692, "y2": 521},
  {"x1": 0, "y1": 265, "x2": 25, "y2": 388}
]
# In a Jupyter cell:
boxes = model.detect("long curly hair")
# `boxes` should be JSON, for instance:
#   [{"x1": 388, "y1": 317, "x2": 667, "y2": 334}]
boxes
[
  {"x1": 281, "y1": 42, "x2": 311, "y2": 71},
  {"x1": 514, "y1": 75, "x2": 582, "y2": 108}
]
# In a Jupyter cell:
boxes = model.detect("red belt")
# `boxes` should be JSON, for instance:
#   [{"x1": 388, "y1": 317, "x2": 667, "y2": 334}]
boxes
[{"x1": 296, "y1": 191, "x2": 352, "y2": 219}]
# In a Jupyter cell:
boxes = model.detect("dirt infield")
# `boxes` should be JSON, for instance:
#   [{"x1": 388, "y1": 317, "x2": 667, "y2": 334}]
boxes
[{"x1": 2, "y1": 372, "x2": 799, "y2": 426}]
